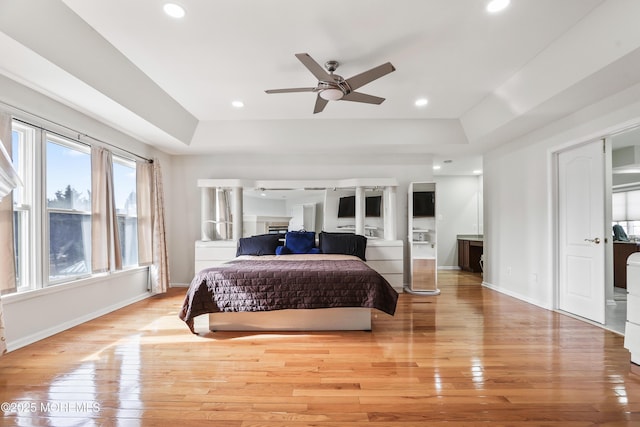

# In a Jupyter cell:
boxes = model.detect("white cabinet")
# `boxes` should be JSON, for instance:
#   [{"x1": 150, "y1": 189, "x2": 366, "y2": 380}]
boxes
[
  {"x1": 406, "y1": 182, "x2": 439, "y2": 295},
  {"x1": 625, "y1": 252, "x2": 640, "y2": 364},
  {"x1": 194, "y1": 240, "x2": 237, "y2": 273},
  {"x1": 366, "y1": 239, "x2": 404, "y2": 291}
]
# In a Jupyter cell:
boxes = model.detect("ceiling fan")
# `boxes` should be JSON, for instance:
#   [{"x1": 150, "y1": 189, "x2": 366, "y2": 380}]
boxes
[{"x1": 265, "y1": 53, "x2": 396, "y2": 114}]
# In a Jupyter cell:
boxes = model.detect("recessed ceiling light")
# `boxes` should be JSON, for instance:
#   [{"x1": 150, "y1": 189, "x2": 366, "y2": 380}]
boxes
[
  {"x1": 473, "y1": 169, "x2": 483, "y2": 175},
  {"x1": 415, "y1": 98, "x2": 429, "y2": 107},
  {"x1": 231, "y1": 100, "x2": 244, "y2": 108},
  {"x1": 486, "y1": 0, "x2": 510, "y2": 13},
  {"x1": 433, "y1": 165, "x2": 441, "y2": 170},
  {"x1": 163, "y1": 3, "x2": 186, "y2": 18}
]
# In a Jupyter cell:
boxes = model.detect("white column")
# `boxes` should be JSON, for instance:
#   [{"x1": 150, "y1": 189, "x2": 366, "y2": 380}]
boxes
[
  {"x1": 200, "y1": 187, "x2": 215, "y2": 241},
  {"x1": 384, "y1": 186, "x2": 397, "y2": 240},
  {"x1": 355, "y1": 186, "x2": 365, "y2": 236},
  {"x1": 232, "y1": 186, "x2": 243, "y2": 240}
]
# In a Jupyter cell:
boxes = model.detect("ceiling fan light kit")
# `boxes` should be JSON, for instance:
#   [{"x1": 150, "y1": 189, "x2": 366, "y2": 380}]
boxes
[
  {"x1": 319, "y1": 88, "x2": 344, "y2": 101},
  {"x1": 265, "y1": 53, "x2": 395, "y2": 114}
]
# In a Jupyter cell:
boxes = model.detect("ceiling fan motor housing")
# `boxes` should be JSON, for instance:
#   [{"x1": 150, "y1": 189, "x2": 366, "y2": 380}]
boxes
[{"x1": 325, "y1": 60, "x2": 339, "y2": 72}]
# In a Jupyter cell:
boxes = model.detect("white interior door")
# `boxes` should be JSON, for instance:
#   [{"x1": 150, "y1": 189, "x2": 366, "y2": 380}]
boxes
[{"x1": 558, "y1": 139, "x2": 606, "y2": 324}]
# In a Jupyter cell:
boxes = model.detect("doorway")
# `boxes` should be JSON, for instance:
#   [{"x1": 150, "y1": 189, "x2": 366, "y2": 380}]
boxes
[
  {"x1": 606, "y1": 126, "x2": 640, "y2": 333},
  {"x1": 554, "y1": 127, "x2": 640, "y2": 335}
]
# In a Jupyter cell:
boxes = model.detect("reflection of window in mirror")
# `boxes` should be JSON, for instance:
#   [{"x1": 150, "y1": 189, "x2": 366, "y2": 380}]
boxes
[
  {"x1": 200, "y1": 188, "x2": 235, "y2": 240},
  {"x1": 611, "y1": 129, "x2": 640, "y2": 241},
  {"x1": 613, "y1": 190, "x2": 640, "y2": 241}
]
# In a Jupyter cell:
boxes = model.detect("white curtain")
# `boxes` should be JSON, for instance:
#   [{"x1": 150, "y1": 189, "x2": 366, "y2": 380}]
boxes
[
  {"x1": 91, "y1": 146, "x2": 122, "y2": 272},
  {"x1": 612, "y1": 192, "x2": 626, "y2": 222},
  {"x1": 136, "y1": 162, "x2": 153, "y2": 266},
  {"x1": 627, "y1": 190, "x2": 640, "y2": 219},
  {"x1": 0, "y1": 145, "x2": 21, "y2": 201},
  {"x1": 137, "y1": 160, "x2": 169, "y2": 294},
  {"x1": 0, "y1": 111, "x2": 19, "y2": 355},
  {"x1": 0, "y1": 302, "x2": 5, "y2": 355}
]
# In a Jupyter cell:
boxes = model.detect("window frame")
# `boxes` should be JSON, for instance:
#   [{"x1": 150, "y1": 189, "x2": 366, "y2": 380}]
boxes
[
  {"x1": 9, "y1": 117, "x2": 145, "y2": 295},
  {"x1": 10, "y1": 121, "x2": 38, "y2": 292},
  {"x1": 44, "y1": 133, "x2": 93, "y2": 284},
  {"x1": 112, "y1": 155, "x2": 139, "y2": 269}
]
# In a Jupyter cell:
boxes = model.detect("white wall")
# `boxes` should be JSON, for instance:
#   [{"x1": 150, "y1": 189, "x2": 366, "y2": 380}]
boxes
[
  {"x1": 244, "y1": 196, "x2": 287, "y2": 216},
  {"x1": 483, "y1": 81, "x2": 640, "y2": 309},
  {"x1": 168, "y1": 153, "x2": 434, "y2": 284},
  {"x1": 3, "y1": 268, "x2": 149, "y2": 351},
  {"x1": 434, "y1": 176, "x2": 483, "y2": 268},
  {"x1": 0, "y1": 76, "x2": 169, "y2": 351}
]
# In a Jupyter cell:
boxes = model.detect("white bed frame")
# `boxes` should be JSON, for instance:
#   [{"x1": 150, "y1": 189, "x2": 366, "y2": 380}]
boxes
[{"x1": 209, "y1": 307, "x2": 371, "y2": 331}]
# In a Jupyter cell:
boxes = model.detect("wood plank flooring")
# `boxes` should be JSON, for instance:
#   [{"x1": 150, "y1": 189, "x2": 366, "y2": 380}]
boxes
[{"x1": 1, "y1": 271, "x2": 639, "y2": 426}]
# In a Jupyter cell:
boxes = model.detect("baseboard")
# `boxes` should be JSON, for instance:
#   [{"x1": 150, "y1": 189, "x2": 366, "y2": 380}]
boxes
[
  {"x1": 438, "y1": 266, "x2": 462, "y2": 271},
  {"x1": 7, "y1": 292, "x2": 151, "y2": 352},
  {"x1": 481, "y1": 280, "x2": 551, "y2": 310},
  {"x1": 170, "y1": 282, "x2": 190, "y2": 288}
]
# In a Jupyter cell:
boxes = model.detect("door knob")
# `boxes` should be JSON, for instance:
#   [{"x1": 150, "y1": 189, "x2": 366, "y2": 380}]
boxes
[{"x1": 584, "y1": 237, "x2": 601, "y2": 244}]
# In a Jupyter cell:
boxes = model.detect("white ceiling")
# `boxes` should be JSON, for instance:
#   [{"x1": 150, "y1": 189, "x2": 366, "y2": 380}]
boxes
[{"x1": 2, "y1": 0, "x2": 640, "y2": 175}]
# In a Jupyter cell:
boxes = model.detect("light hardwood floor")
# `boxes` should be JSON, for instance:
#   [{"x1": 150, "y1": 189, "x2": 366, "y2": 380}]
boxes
[{"x1": 1, "y1": 271, "x2": 639, "y2": 426}]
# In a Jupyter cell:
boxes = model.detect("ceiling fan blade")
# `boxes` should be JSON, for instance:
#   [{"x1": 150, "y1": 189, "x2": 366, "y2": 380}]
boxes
[
  {"x1": 313, "y1": 95, "x2": 329, "y2": 114},
  {"x1": 345, "y1": 62, "x2": 395, "y2": 91},
  {"x1": 296, "y1": 53, "x2": 334, "y2": 82},
  {"x1": 342, "y1": 92, "x2": 385, "y2": 105},
  {"x1": 265, "y1": 87, "x2": 316, "y2": 94}
]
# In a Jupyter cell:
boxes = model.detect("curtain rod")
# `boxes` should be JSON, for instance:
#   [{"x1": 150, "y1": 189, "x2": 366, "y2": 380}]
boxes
[{"x1": 1, "y1": 100, "x2": 152, "y2": 163}]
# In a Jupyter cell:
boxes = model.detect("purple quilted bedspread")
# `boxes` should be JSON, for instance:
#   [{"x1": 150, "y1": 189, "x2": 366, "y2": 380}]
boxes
[{"x1": 178, "y1": 259, "x2": 399, "y2": 333}]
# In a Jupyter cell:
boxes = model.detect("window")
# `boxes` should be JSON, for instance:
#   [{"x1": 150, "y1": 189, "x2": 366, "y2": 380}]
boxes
[
  {"x1": 113, "y1": 157, "x2": 138, "y2": 267},
  {"x1": 9, "y1": 118, "x2": 144, "y2": 294},
  {"x1": 612, "y1": 189, "x2": 640, "y2": 238},
  {"x1": 11, "y1": 123, "x2": 35, "y2": 291},
  {"x1": 46, "y1": 135, "x2": 92, "y2": 282}
]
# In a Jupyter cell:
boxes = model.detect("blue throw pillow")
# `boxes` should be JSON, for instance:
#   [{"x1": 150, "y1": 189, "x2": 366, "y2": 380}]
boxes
[
  {"x1": 283, "y1": 231, "x2": 318, "y2": 254},
  {"x1": 275, "y1": 245, "x2": 291, "y2": 255}
]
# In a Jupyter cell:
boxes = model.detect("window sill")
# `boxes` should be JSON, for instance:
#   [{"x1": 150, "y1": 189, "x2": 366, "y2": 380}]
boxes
[{"x1": 1, "y1": 266, "x2": 149, "y2": 305}]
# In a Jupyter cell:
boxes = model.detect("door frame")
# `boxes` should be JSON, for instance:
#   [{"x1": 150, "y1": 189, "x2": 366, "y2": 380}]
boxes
[{"x1": 551, "y1": 137, "x2": 613, "y2": 318}]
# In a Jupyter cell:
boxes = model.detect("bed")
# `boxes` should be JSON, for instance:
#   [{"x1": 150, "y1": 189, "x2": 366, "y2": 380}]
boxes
[{"x1": 178, "y1": 252, "x2": 399, "y2": 333}]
